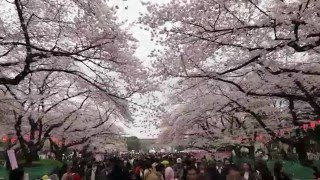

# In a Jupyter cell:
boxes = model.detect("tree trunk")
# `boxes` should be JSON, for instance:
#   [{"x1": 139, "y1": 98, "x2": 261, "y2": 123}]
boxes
[
  {"x1": 55, "y1": 151, "x2": 63, "y2": 162},
  {"x1": 248, "y1": 145, "x2": 255, "y2": 160},
  {"x1": 15, "y1": 115, "x2": 33, "y2": 166},
  {"x1": 295, "y1": 139, "x2": 312, "y2": 166},
  {"x1": 24, "y1": 152, "x2": 33, "y2": 167},
  {"x1": 50, "y1": 141, "x2": 66, "y2": 162},
  {"x1": 20, "y1": 143, "x2": 41, "y2": 166}
]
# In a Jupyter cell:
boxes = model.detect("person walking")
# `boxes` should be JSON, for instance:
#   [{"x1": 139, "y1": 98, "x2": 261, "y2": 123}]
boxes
[
  {"x1": 255, "y1": 160, "x2": 273, "y2": 180},
  {"x1": 162, "y1": 160, "x2": 175, "y2": 180},
  {"x1": 9, "y1": 168, "x2": 24, "y2": 180},
  {"x1": 185, "y1": 166, "x2": 198, "y2": 180},
  {"x1": 173, "y1": 158, "x2": 184, "y2": 180},
  {"x1": 143, "y1": 161, "x2": 153, "y2": 180},
  {"x1": 145, "y1": 163, "x2": 165, "y2": 180},
  {"x1": 240, "y1": 162, "x2": 256, "y2": 180},
  {"x1": 197, "y1": 163, "x2": 210, "y2": 180},
  {"x1": 108, "y1": 157, "x2": 130, "y2": 180},
  {"x1": 61, "y1": 166, "x2": 73, "y2": 180},
  {"x1": 274, "y1": 161, "x2": 291, "y2": 180},
  {"x1": 226, "y1": 164, "x2": 242, "y2": 180},
  {"x1": 313, "y1": 166, "x2": 320, "y2": 179},
  {"x1": 208, "y1": 160, "x2": 226, "y2": 180}
]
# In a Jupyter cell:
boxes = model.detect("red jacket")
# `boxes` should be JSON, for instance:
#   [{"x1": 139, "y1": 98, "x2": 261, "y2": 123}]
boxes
[{"x1": 72, "y1": 173, "x2": 81, "y2": 180}]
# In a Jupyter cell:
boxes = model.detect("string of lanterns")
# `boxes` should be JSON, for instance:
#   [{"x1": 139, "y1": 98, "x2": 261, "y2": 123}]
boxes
[
  {"x1": 2, "y1": 120, "x2": 319, "y2": 145},
  {"x1": 1, "y1": 134, "x2": 63, "y2": 146},
  {"x1": 233, "y1": 120, "x2": 320, "y2": 143}
]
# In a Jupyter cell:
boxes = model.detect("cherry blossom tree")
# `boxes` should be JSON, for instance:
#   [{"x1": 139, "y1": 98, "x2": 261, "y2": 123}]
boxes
[
  {"x1": 0, "y1": 0, "x2": 150, "y2": 163},
  {"x1": 143, "y1": 0, "x2": 320, "y2": 164},
  {"x1": 0, "y1": 0, "x2": 147, "y2": 100},
  {"x1": 159, "y1": 81, "x2": 285, "y2": 151},
  {"x1": 0, "y1": 71, "x2": 126, "y2": 164}
]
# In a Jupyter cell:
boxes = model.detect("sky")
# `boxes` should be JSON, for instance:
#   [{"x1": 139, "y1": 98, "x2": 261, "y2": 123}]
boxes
[
  {"x1": 109, "y1": 0, "x2": 154, "y2": 61},
  {"x1": 108, "y1": 0, "x2": 171, "y2": 139}
]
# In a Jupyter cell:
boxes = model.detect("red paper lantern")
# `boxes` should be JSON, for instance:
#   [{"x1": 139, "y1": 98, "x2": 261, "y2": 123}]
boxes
[
  {"x1": 11, "y1": 136, "x2": 17, "y2": 144},
  {"x1": 2, "y1": 135, "x2": 8, "y2": 143},
  {"x1": 303, "y1": 124, "x2": 309, "y2": 131},
  {"x1": 255, "y1": 136, "x2": 259, "y2": 141},
  {"x1": 257, "y1": 135, "x2": 264, "y2": 141},
  {"x1": 51, "y1": 137, "x2": 58, "y2": 143},
  {"x1": 279, "y1": 130, "x2": 284, "y2": 136},
  {"x1": 24, "y1": 135, "x2": 30, "y2": 142},
  {"x1": 310, "y1": 121, "x2": 316, "y2": 130}
]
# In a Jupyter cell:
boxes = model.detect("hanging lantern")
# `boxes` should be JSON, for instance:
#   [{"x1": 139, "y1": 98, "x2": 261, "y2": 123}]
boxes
[
  {"x1": 57, "y1": 141, "x2": 62, "y2": 146},
  {"x1": 310, "y1": 121, "x2": 316, "y2": 130},
  {"x1": 279, "y1": 129, "x2": 284, "y2": 137},
  {"x1": 2, "y1": 135, "x2": 8, "y2": 143},
  {"x1": 236, "y1": 137, "x2": 242, "y2": 142},
  {"x1": 51, "y1": 137, "x2": 58, "y2": 143},
  {"x1": 241, "y1": 138, "x2": 245, "y2": 143},
  {"x1": 303, "y1": 124, "x2": 309, "y2": 131},
  {"x1": 11, "y1": 136, "x2": 17, "y2": 144},
  {"x1": 258, "y1": 135, "x2": 264, "y2": 141},
  {"x1": 24, "y1": 134, "x2": 30, "y2": 142},
  {"x1": 256, "y1": 135, "x2": 260, "y2": 141}
]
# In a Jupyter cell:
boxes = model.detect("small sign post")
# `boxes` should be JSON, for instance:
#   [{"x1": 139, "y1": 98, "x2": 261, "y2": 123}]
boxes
[{"x1": 7, "y1": 149, "x2": 18, "y2": 170}]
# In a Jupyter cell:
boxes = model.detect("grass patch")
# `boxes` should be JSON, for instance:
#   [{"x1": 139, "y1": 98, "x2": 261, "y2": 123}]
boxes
[
  {"x1": 267, "y1": 161, "x2": 314, "y2": 179},
  {"x1": 0, "y1": 159, "x2": 62, "y2": 179},
  {"x1": 32, "y1": 159, "x2": 63, "y2": 168},
  {"x1": 233, "y1": 157, "x2": 315, "y2": 179},
  {"x1": 0, "y1": 168, "x2": 7, "y2": 180}
]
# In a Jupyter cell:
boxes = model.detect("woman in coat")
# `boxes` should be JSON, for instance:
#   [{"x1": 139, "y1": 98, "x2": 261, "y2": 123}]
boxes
[
  {"x1": 145, "y1": 163, "x2": 165, "y2": 180},
  {"x1": 240, "y1": 163, "x2": 256, "y2": 180}
]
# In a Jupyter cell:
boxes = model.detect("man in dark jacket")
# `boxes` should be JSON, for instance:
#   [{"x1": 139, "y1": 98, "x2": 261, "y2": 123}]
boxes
[
  {"x1": 207, "y1": 160, "x2": 228, "y2": 180},
  {"x1": 108, "y1": 158, "x2": 130, "y2": 180},
  {"x1": 96, "y1": 163, "x2": 109, "y2": 180}
]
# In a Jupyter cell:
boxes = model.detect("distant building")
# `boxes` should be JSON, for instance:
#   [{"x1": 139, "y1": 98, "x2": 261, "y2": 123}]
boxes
[{"x1": 140, "y1": 138, "x2": 172, "y2": 153}]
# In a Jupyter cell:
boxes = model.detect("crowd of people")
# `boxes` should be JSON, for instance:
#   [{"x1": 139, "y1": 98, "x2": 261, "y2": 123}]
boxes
[{"x1": 8, "y1": 152, "x2": 310, "y2": 180}]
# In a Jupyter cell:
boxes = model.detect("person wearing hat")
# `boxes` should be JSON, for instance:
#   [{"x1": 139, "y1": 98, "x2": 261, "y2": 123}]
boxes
[
  {"x1": 42, "y1": 175, "x2": 50, "y2": 180},
  {"x1": 161, "y1": 160, "x2": 170, "y2": 166},
  {"x1": 173, "y1": 158, "x2": 184, "y2": 180},
  {"x1": 49, "y1": 174, "x2": 59, "y2": 180}
]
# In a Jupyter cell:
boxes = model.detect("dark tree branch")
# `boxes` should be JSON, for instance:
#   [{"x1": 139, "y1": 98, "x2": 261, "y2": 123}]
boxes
[{"x1": 288, "y1": 98, "x2": 300, "y2": 126}]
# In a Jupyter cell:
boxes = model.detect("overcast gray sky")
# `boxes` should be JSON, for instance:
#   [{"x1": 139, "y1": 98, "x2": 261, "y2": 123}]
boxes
[{"x1": 109, "y1": 0, "x2": 171, "y2": 139}]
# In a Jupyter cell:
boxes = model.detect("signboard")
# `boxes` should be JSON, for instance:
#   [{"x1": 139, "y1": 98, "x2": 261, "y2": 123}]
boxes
[
  {"x1": 307, "y1": 152, "x2": 320, "y2": 160},
  {"x1": 0, "y1": 160, "x2": 6, "y2": 167},
  {"x1": 39, "y1": 154, "x2": 47, "y2": 160},
  {"x1": 214, "y1": 152, "x2": 232, "y2": 160},
  {"x1": 7, "y1": 149, "x2": 18, "y2": 170}
]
